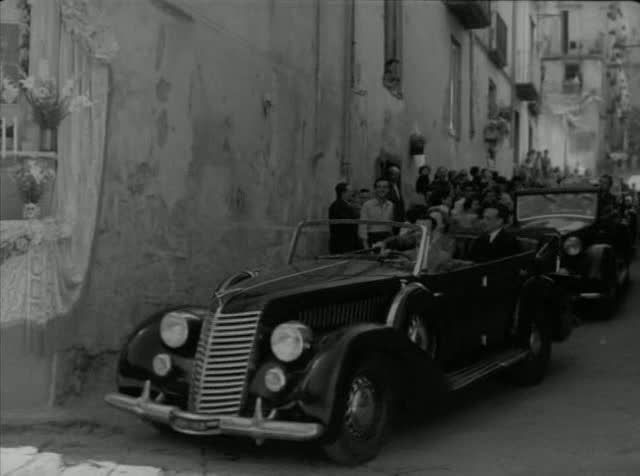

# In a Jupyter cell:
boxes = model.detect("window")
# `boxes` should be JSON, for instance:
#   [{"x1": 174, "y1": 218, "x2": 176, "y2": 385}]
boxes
[
  {"x1": 563, "y1": 63, "x2": 582, "y2": 93},
  {"x1": 447, "y1": 37, "x2": 462, "y2": 138},
  {"x1": 561, "y1": 10, "x2": 569, "y2": 54},
  {"x1": 489, "y1": 11, "x2": 508, "y2": 68},
  {"x1": 488, "y1": 78, "x2": 497, "y2": 118},
  {"x1": 383, "y1": 0, "x2": 402, "y2": 98},
  {"x1": 0, "y1": 0, "x2": 27, "y2": 103}
]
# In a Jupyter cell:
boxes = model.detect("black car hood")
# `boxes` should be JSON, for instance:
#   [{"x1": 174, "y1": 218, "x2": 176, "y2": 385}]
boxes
[
  {"x1": 218, "y1": 259, "x2": 406, "y2": 312},
  {"x1": 518, "y1": 216, "x2": 594, "y2": 234}
]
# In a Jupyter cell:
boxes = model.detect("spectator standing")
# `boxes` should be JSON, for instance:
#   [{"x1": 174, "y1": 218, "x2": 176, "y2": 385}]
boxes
[
  {"x1": 328, "y1": 182, "x2": 360, "y2": 253},
  {"x1": 385, "y1": 164, "x2": 406, "y2": 224},
  {"x1": 415, "y1": 165, "x2": 431, "y2": 198},
  {"x1": 470, "y1": 166, "x2": 483, "y2": 190},
  {"x1": 431, "y1": 166, "x2": 451, "y2": 197},
  {"x1": 542, "y1": 149, "x2": 552, "y2": 176},
  {"x1": 358, "y1": 178, "x2": 395, "y2": 248}
]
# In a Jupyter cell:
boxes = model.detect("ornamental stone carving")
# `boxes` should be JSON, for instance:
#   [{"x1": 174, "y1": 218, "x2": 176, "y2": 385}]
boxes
[{"x1": 58, "y1": 0, "x2": 119, "y2": 62}]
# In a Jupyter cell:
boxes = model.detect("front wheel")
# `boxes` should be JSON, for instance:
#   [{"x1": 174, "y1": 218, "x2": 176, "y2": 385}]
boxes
[{"x1": 322, "y1": 358, "x2": 392, "y2": 466}]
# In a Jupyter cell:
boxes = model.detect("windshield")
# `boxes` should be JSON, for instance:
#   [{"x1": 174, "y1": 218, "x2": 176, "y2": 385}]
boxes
[
  {"x1": 517, "y1": 192, "x2": 597, "y2": 221},
  {"x1": 288, "y1": 220, "x2": 428, "y2": 275}
]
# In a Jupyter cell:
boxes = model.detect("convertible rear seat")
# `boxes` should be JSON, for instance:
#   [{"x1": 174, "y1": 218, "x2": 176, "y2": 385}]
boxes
[
  {"x1": 517, "y1": 237, "x2": 540, "y2": 253},
  {"x1": 451, "y1": 233, "x2": 540, "y2": 261},
  {"x1": 452, "y1": 233, "x2": 479, "y2": 261}
]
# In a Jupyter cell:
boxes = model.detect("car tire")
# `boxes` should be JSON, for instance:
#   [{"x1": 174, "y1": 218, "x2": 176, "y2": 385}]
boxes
[
  {"x1": 322, "y1": 357, "x2": 392, "y2": 466},
  {"x1": 506, "y1": 312, "x2": 552, "y2": 386}
]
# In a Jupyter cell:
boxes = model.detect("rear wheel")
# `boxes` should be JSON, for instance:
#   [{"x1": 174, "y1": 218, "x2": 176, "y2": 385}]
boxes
[
  {"x1": 323, "y1": 358, "x2": 392, "y2": 466},
  {"x1": 506, "y1": 314, "x2": 551, "y2": 386}
]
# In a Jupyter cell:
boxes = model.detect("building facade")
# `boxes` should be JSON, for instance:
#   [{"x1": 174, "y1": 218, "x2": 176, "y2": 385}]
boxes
[
  {"x1": 0, "y1": 0, "x2": 543, "y2": 407},
  {"x1": 537, "y1": 0, "x2": 640, "y2": 175}
]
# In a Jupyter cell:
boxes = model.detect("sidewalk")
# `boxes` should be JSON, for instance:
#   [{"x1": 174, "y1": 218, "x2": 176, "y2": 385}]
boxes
[{"x1": 0, "y1": 447, "x2": 163, "y2": 476}]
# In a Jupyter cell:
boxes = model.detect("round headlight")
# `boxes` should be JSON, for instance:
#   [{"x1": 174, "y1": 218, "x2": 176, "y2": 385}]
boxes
[
  {"x1": 270, "y1": 322, "x2": 312, "y2": 363},
  {"x1": 153, "y1": 353, "x2": 172, "y2": 376},
  {"x1": 563, "y1": 236, "x2": 582, "y2": 256},
  {"x1": 160, "y1": 312, "x2": 190, "y2": 348},
  {"x1": 264, "y1": 366, "x2": 287, "y2": 392}
]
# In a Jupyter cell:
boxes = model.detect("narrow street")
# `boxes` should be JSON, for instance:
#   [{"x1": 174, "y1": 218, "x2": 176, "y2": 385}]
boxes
[{"x1": 2, "y1": 262, "x2": 639, "y2": 476}]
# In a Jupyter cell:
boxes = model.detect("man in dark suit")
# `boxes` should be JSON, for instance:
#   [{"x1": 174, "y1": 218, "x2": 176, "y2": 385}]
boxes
[
  {"x1": 328, "y1": 182, "x2": 360, "y2": 253},
  {"x1": 385, "y1": 164, "x2": 405, "y2": 231},
  {"x1": 470, "y1": 203, "x2": 520, "y2": 262}
]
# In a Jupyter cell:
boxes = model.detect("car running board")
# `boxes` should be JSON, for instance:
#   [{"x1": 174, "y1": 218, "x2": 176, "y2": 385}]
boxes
[{"x1": 446, "y1": 349, "x2": 529, "y2": 391}]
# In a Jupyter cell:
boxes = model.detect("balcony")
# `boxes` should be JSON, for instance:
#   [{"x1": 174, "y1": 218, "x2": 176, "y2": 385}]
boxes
[
  {"x1": 444, "y1": 0, "x2": 491, "y2": 30},
  {"x1": 541, "y1": 31, "x2": 606, "y2": 59},
  {"x1": 515, "y1": 49, "x2": 539, "y2": 101}
]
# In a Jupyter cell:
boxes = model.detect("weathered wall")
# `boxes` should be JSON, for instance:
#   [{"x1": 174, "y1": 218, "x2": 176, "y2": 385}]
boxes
[
  {"x1": 348, "y1": 0, "x2": 517, "y2": 199},
  {"x1": 58, "y1": 0, "x2": 347, "y2": 352}
]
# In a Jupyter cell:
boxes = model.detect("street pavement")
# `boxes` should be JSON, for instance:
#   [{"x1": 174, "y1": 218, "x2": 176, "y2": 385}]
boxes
[{"x1": 1, "y1": 261, "x2": 640, "y2": 475}]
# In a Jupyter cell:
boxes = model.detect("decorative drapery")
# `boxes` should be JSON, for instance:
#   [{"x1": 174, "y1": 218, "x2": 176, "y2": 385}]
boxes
[{"x1": 0, "y1": 0, "x2": 116, "y2": 354}]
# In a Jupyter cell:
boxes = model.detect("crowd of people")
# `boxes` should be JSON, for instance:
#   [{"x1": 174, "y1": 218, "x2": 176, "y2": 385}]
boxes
[{"x1": 328, "y1": 153, "x2": 639, "y2": 272}]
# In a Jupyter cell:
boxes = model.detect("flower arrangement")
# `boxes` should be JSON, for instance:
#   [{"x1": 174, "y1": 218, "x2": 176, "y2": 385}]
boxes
[
  {"x1": 0, "y1": 77, "x2": 20, "y2": 104},
  {"x1": 483, "y1": 117, "x2": 510, "y2": 142},
  {"x1": 11, "y1": 159, "x2": 56, "y2": 205},
  {"x1": 18, "y1": 74, "x2": 92, "y2": 130}
]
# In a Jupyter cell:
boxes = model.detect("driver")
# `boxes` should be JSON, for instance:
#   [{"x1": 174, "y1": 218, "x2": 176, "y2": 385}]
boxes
[{"x1": 373, "y1": 205, "x2": 454, "y2": 273}]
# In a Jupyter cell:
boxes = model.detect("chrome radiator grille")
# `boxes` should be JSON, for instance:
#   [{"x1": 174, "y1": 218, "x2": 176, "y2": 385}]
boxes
[
  {"x1": 297, "y1": 295, "x2": 387, "y2": 331},
  {"x1": 189, "y1": 310, "x2": 261, "y2": 415}
]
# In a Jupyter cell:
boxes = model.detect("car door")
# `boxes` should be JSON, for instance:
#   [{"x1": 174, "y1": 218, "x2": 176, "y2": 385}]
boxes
[
  {"x1": 422, "y1": 263, "x2": 488, "y2": 364},
  {"x1": 475, "y1": 254, "x2": 524, "y2": 349}
]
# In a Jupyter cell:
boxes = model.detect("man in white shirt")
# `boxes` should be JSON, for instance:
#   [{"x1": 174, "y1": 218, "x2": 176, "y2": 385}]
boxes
[{"x1": 359, "y1": 178, "x2": 395, "y2": 248}]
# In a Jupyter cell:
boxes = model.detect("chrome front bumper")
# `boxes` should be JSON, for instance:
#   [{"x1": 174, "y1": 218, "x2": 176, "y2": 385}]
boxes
[{"x1": 105, "y1": 381, "x2": 323, "y2": 441}]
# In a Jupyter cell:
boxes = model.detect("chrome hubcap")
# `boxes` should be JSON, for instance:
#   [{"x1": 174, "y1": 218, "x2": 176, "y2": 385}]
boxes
[{"x1": 345, "y1": 376, "x2": 377, "y2": 439}]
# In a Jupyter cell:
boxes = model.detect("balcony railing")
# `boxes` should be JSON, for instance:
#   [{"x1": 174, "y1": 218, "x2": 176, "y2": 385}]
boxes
[
  {"x1": 562, "y1": 79, "x2": 583, "y2": 95},
  {"x1": 515, "y1": 49, "x2": 540, "y2": 101},
  {"x1": 541, "y1": 31, "x2": 606, "y2": 58},
  {"x1": 444, "y1": 0, "x2": 491, "y2": 30}
]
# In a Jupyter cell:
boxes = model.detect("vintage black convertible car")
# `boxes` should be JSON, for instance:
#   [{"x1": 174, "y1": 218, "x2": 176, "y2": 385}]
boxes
[
  {"x1": 105, "y1": 219, "x2": 570, "y2": 465},
  {"x1": 514, "y1": 187, "x2": 633, "y2": 317}
]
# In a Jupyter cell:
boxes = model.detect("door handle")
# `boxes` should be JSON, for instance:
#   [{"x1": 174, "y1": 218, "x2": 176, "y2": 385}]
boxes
[{"x1": 482, "y1": 275, "x2": 488, "y2": 287}]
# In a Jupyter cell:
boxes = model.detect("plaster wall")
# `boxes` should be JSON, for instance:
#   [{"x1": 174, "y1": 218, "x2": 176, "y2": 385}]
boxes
[
  {"x1": 621, "y1": 1, "x2": 640, "y2": 107},
  {"x1": 60, "y1": 0, "x2": 348, "y2": 352},
  {"x1": 349, "y1": 0, "x2": 517, "y2": 192}
]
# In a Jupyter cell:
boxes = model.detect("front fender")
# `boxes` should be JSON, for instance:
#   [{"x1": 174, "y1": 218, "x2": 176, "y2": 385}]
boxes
[
  {"x1": 117, "y1": 306, "x2": 209, "y2": 396},
  {"x1": 296, "y1": 324, "x2": 447, "y2": 432},
  {"x1": 584, "y1": 244, "x2": 614, "y2": 281},
  {"x1": 385, "y1": 281, "x2": 434, "y2": 329}
]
